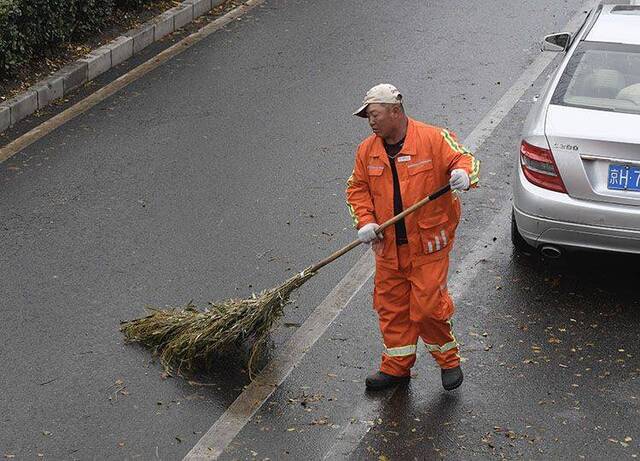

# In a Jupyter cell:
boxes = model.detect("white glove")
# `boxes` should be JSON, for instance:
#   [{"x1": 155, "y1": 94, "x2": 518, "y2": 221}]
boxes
[
  {"x1": 358, "y1": 223, "x2": 382, "y2": 243},
  {"x1": 450, "y1": 169, "x2": 470, "y2": 191}
]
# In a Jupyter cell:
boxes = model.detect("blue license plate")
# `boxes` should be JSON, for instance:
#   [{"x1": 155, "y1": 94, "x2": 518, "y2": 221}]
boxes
[{"x1": 607, "y1": 164, "x2": 640, "y2": 191}]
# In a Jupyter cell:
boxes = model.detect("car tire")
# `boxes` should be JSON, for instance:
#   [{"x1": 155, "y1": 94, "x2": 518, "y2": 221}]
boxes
[{"x1": 511, "y1": 210, "x2": 532, "y2": 251}]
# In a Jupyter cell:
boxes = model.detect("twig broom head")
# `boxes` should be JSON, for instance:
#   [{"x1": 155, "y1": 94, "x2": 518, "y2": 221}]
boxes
[{"x1": 120, "y1": 268, "x2": 316, "y2": 375}]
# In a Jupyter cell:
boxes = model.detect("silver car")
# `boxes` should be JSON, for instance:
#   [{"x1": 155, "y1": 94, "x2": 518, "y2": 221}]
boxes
[{"x1": 512, "y1": 0, "x2": 640, "y2": 257}]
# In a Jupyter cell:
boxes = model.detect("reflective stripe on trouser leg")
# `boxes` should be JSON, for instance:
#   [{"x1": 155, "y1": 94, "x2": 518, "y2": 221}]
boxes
[
  {"x1": 384, "y1": 344, "x2": 417, "y2": 357},
  {"x1": 422, "y1": 318, "x2": 460, "y2": 369}
]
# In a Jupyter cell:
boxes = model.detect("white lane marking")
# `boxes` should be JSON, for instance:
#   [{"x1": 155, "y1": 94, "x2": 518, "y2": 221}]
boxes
[
  {"x1": 322, "y1": 3, "x2": 596, "y2": 459},
  {"x1": 187, "y1": 2, "x2": 597, "y2": 459},
  {"x1": 183, "y1": 251, "x2": 375, "y2": 460},
  {"x1": 0, "y1": 0, "x2": 266, "y2": 163}
]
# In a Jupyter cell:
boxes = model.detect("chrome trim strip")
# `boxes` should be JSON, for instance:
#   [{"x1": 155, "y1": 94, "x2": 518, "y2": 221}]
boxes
[{"x1": 581, "y1": 154, "x2": 640, "y2": 167}]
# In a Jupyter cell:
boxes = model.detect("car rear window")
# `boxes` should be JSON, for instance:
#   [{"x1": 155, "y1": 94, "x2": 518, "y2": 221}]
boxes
[
  {"x1": 551, "y1": 41, "x2": 640, "y2": 114},
  {"x1": 611, "y1": 5, "x2": 640, "y2": 15}
]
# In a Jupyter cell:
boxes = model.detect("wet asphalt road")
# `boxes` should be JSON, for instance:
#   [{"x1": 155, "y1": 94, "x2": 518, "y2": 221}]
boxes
[{"x1": 1, "y1": 0, "x2": 638, "y2": 459}]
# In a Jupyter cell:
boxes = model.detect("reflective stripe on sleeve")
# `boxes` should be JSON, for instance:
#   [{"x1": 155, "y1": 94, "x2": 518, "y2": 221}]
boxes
[
  {"x1": 441, "y1": 129, "x2": 480, "y2": 186},
  {"x1": 345, "y1": 171, "x2": 360, "y2": 228},
  {"x1": 466, "y1": 155, "x2": 481, "y2": 185},
  {"x1": 345, "y1": 200, "x2": 359, "y2": 228},
  {"x1": 384, "y1": 344, "x2": 417, "y2": 357},
  {"x1": 441, "y1": 129, "x2": 469, "y2": 154},
  {"x1": 435, "y1": 236, "x2": 441, "y2": 251}
]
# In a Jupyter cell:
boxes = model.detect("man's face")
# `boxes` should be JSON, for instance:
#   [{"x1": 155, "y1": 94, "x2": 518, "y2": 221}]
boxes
[{"x1": 366, "y1": 103, "x2": 398, "y2": 138}]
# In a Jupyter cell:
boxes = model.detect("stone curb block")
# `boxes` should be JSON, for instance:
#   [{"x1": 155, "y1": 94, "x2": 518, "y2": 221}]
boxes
[
  {"x1": 187, "y1": 0, "x2": 212, "y2": 18},
  {"x1": 127, "y1": 23, "x2": 155, "y2": 55},
  {"x1": 56, "y1": 61, "x2": 88, "y2": 94},
  {"x1": 8, "y1": 90, "x2": 38, "y2": 126},
  {"x1": 153, "y1": 11, "x2": 175, "y2": 41},
  {"x1": 108, "y1": 36, "x2": 134, "y2": 67},
  {"x1": 0, "y1": 105, "x2": 10, "y2": 133},
  {"x1": 173, "y1": 5, "x2": 194, "y2": 29},
  {"x1": 0, "y1": 0, "x2": 227, "y2": 135},
  {"x1": 32, "y1": 75, "x2": 64, "y2": 110},
  {"x1": 80, "y1": 47, "x2": 112, "y2": 81}
]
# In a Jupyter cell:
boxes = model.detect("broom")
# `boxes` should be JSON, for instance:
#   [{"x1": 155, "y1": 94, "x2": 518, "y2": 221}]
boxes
[{"x1": 120, "y1": 184, "x2": 452, "y2": 375}]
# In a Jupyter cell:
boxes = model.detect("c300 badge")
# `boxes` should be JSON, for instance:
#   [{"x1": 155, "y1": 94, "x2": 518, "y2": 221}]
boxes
[{"x1": 553, "y1": 143, "x2": 579, "y2": 151}]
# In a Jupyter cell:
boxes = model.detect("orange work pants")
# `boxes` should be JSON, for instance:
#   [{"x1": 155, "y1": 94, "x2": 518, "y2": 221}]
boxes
[{"x1": 373, "y1": 244, "x2": 460, "y2": 377}]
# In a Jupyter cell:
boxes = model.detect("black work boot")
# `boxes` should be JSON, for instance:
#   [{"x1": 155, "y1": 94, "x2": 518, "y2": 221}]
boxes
[
  {"x1": 441, "y1": 365, "x2": 463, "y2": 391},
  {"x1": 365, "y1": 371, "x2": 410, "y2": 391}
]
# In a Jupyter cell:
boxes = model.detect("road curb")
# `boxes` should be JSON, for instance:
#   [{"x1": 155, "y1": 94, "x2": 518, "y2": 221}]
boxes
[{"x1": 0, "y1": 0, "x2": 225, "y2": 135}]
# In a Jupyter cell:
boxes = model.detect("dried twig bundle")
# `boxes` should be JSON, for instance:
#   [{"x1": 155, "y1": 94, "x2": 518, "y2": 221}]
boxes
[{"x1": 120, "y1": 269, "x2": 315, "y2": 375}]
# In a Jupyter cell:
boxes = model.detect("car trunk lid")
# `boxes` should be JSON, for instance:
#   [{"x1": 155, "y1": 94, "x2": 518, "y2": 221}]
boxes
[{"x1": 545, "y1": 104, "x2": 640, "y2": 206}]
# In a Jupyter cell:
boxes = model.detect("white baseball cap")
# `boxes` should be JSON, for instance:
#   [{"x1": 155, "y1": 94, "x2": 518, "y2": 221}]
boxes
[{"x1": 353, "y1": 83, "x2": 403, "y2": 118}]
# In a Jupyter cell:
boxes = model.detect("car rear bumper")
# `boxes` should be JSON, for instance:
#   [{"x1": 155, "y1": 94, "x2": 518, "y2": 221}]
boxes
[{"x1": 513, "y1": 168, "x2": 640, "y2": 254}]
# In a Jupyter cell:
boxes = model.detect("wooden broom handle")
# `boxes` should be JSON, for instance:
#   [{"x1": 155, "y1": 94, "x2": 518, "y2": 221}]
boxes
[{"x1": 306, "y1": 184, "x2": 451, "y2": 274}]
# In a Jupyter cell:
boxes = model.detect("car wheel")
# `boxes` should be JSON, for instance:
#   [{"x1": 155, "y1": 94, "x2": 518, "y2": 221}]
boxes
[{"x1": 511, "y1": 210, "x2": 531, "y2": 251}]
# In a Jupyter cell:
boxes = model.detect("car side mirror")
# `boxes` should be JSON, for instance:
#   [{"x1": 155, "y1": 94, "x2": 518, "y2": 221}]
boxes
[{"x1": 542, "y1": 33, "x2": 572, "y2": 52}]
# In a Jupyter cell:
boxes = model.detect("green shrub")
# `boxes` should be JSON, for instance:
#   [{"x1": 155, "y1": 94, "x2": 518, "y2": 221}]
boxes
[
  {"x1": 0, "y1": 0, "x2": 159, "y2": 79},
  {"x1": 115, "y1": 0, "x2": 147, "y2": 8},
  {"x1": 0, "y1": 0, "x2": 26, "y2": 72},
  {"x1": 74, "y1": 0, "x2": 113, "y2": 38}
]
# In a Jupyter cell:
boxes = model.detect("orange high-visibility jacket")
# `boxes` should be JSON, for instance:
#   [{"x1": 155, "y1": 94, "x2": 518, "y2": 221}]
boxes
[{"x1": 346, "y1": 117, "x2": 480, "y2": 268}]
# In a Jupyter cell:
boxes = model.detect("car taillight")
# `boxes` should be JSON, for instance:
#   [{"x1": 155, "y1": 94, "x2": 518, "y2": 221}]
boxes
[{"x1": 520, "y1": 140, "x2": 567, "y2": 193}]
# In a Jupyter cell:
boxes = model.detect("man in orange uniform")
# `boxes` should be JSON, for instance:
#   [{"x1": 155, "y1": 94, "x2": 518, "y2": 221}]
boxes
[{"x1": 346, "y1": 84, "x2": 479, "y2": 391}]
